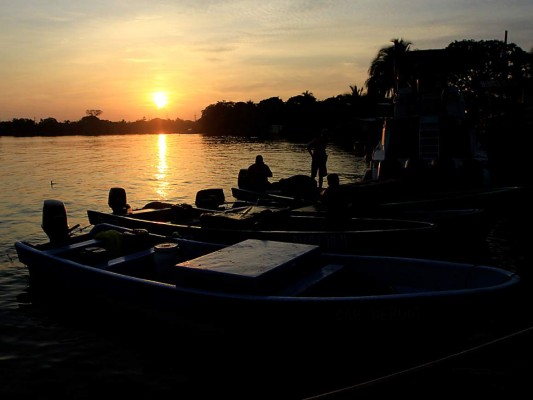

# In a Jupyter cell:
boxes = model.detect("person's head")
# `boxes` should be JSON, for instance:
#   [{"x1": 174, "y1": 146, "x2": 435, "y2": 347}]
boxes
[
  {"x1": 255, "y1": 155, "x2": 264, "y2": 164},
  {"x1": 327, "y1": 173, "x2": 339, "y2": 187}
]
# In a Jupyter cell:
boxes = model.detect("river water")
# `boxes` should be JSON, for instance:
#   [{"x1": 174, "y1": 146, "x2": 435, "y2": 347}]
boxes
[
  {"x1": 1, "y1": 133, "x2": 529, "y2": 399},
  {"x1": 2, "y1": 133, "x2": 376, "y2": 399},
  {"x1": 2, "y1": 132, "x2": 531, "y2": 399}
]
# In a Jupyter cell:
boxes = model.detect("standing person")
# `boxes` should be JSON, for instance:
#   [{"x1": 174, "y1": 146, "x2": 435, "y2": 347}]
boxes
[
  {"x1": 247, "y1": 154, "x2": 273, "y2": 192},
  {"x1": 307, "y1": 129, "x2": 329, "y2": 189}
]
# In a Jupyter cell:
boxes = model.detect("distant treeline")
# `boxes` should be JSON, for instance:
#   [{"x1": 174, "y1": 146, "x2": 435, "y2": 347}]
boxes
[
  {"x1": 0, "y1": 116, "x2": 197, "y2": 137},
  {"x1": 0, "y1": 91, "x2": 384, "y2": 145}
]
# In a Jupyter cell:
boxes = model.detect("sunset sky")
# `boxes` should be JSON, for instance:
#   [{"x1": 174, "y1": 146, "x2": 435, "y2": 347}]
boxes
[{"x1": 1, "y1": 0, "x2": 531, "y2": 123}]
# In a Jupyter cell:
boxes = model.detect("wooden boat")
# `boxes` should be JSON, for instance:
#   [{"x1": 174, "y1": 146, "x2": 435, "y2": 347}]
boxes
[
  {"x1": 108, "y1": 186, "x2": 245, "y2": 213},
  {"x1": 15, "y1": 203, "x2": 522, "y2": 341},
  {"x1": 91, "y1": 186, "x2": 502, "y2": 261},
  {"x1": 87, "y1": 187, "x2": 442, "y2": 258},
  {"x1": 292, "y1": 205, "x2": 493, "y2": 255},
  {"x1": 87, "y1": 206, "x2": 440, "y2": 257},
  {"x1": 234, "y1": 169, "x2": 319, "y2": 206},
  {"x1": 357, "y1": 185, "x2": 525, "y2": 215},
  {"x1": 232, "y1": 173, "x2": 525, "y2": 220},
  {"x1": 230, "y1": 186, "x2": 313, "y2": 207}
]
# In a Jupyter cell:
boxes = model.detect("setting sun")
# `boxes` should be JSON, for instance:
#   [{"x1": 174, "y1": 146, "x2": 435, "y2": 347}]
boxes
[{"x1": 152, "y1": 92, "x2": 168, "y2": 109}]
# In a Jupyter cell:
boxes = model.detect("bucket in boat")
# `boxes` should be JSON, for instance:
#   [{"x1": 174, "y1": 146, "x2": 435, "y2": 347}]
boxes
[{"x1": 154, "y1": 242, "x2": 179, "y2": 278}]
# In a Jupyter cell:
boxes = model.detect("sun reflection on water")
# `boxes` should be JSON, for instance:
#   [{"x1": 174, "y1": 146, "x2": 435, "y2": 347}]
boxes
[{"x1": 156, "y1": 134, "x2": 169, "y2": 198}]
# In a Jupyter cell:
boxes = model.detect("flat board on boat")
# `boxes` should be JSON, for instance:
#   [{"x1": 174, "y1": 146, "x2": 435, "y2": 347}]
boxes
[{"x1": 174, "y1": 239, "x2": 320, "y2": 293}]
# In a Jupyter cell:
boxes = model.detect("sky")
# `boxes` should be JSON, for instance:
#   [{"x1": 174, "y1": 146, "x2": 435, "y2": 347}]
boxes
[{"x1": 1, "y1": 0, "x2": 531, "y2": 123}]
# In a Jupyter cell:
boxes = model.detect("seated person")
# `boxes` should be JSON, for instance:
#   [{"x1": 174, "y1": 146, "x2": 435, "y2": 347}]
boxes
[
  {"x1": 246, "y1": 155, "x2": 273, "y2": 192},
  {"x1": 319, "y1": 173, "x2": 349, "y2": 223}
]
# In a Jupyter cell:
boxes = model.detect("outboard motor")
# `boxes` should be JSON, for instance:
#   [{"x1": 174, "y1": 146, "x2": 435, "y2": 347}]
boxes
[
  {"x1": 108, "y1": 187, "x2": 132, "y2": 214},
  {"x1": 195, "y1": 188, "x2": 225, "y2": 209},
  {"x1": 237, "y1": 169, "x2": 251, "y2": 189},
  {"x1": 42, "y1": 199, "x2": 70, "y2": 244}
]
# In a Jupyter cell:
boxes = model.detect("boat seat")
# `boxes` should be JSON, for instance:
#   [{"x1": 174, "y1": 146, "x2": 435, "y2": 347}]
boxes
[
  {"x1": 100, "y1": 248, "x2": 155, "y2": 273},
  {"x1": 45, "y1": 239, "x2": 103, "y2": 256},
  {"x1": 277, "y1": 264, "x2": 344, "y2": 296}
]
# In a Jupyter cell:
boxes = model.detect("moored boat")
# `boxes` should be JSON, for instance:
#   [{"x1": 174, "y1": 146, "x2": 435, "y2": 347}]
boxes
[
  {"x1": 16, "y1": 200, "x2": 522, "y2": 342},
  {"x1": 292, "y1": 204, "x2": 493, "y2": 258},
  {"x1": 232, "y1": 172, "x2": 525, "y2": 220},
  {"x1": 87, "y1": 188, "x2": 442, "y2": 258},
  {"x1": 235, "y1": 169, "x2": 319, "y2": 206},
  {"x1": 362, "y1": 49, "x2": 490, "y2": 185},
  {"x1": 230, "y1": 186, "x2": 313, "y2": 207}
]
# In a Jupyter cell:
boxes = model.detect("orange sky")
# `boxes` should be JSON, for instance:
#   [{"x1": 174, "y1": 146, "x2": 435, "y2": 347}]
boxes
[{"x1": 1, "y1": 1, "x2": 531, "y2": 122}]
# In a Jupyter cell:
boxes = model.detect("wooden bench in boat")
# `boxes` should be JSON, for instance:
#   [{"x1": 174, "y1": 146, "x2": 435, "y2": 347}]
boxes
[
  {"x1": 101, "y1": 248, "x2": 155, "y2": 274},
  {"x1": 45, "y1": 232, "x2": 158, "y2": 270},
  {"x1": 173, "y1": 239, "x2": 320, "y2": 293},
  {"x1": 46, "y1": 239, "x2": 103, "y2": 256}
]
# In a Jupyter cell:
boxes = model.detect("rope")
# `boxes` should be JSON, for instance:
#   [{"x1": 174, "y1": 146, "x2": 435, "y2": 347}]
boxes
[{"x1": 304, "y1": 325, "x2": 533, "y2": 399}]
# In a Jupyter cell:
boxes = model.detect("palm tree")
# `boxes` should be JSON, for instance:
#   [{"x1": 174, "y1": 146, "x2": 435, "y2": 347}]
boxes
[
  {"x1": 365, "y1": 38, "x2": 412, "y2": 99},
  {"x1": 349, "y1": 84, "x2": 363, "y2": 97}
]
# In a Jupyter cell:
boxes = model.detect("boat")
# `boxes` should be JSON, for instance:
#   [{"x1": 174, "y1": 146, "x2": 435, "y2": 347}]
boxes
[
  {"x1": 232, "y1": 170, "x2": 319, "y2": 207},
  {"x1": 291, "y1": 185, "x2": 514, "y2": 247},
  {"x1": 362, "y1": 50, "x2": 491, "y2": 185},
  {"x1": 87, "y1": 205, "x2": 439, "y2": 257},
  {"x1": 340, "y1": 50, "x2": 528, "y2": 223},
  {"x1": 87, "y1": 188, "x2": 444, "y2": 258},
  {"x1": 16, "y1": 200, "x2": 522, "y2": 342},
  {"x1": 108, "y1": 186, "x2": 245, "y2": 214},
  {"x1": 292, "y1": 205, "x2": 493, "y2": 254},
  {"x1": 232, "y1": 172, "x2": 525, "y2": 220},
  {"x1": 367, "y1": 185, "x2": 526, "y2": 215},
  {"x1": 230, "y1": 186, "x2": 313, "y2": 207}
]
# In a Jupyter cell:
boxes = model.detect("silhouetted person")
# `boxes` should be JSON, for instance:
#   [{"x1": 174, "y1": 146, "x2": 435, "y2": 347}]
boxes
[
  {"x1": 307, "y1": 129, "x2": 329, "y2": 189},
  {"x1": 320, "y1": 174, "x2": 340, "y2": 209},
  {"x1": 247, "y1": 155, "x2": 273, "y2": 192},
  {"x1": 319, "y1": 173, "x2": 348, "y2": 225}
]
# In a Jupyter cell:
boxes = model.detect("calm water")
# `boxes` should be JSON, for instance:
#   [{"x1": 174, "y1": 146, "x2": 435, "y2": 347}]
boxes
[{"x1": 1, "y1": 133, "x2": 369, "y2": 399}]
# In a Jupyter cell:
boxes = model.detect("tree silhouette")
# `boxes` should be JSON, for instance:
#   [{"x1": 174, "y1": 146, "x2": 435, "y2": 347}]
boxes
[
  {"x1": 285, "y1": 91, "x2": 319, "y2": 137},
  {"x1": 349, "y1": 84, "x2": 363, "y2": 97},
  {"x1": 86, "y1": 109, "x2": 103, "y2": 118},
  {"x1": 366, "y1": 38, "x2": 412, "y2": 99},
  {"x1": 446, "y1": 39, "x2": 530, "y2": 102}
]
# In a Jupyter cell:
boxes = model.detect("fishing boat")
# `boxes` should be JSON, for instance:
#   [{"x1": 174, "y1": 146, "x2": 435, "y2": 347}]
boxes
[
  {"x1": 230, "y1": 186, "x2": 312, "y2": 207},
  {"x1": 367, "y1": 185, "x2": 525, "y2": 215},
  {"x1": 232, "y1": 172, "x2": 525, "y2": 220},
  {"x1": 16, "y1": 200, "x2": 522, "y2": 342},
  {"x1": 231, "y1": 170, "x2": 320, "y2": 208},
  {"x1": 292, "y1": 204, "x2": 493, "y2": 255},
  {"x1": 91, "y1": 187, "x2": 503, "y2": 261},
  {"x1": 87, "y1": 188, "x2": 442, "y2": 258}
]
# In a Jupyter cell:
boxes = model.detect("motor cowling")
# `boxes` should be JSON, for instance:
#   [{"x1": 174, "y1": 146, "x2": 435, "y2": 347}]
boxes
[
  {"x1": 42, "y1": 199, "x2": 70, "y2": 244},
  {"x1": 195, "y1": 188, "x2": 225, "y2": 209},
  {"x1": 108, "y1": 187, "x2": 132, "y2": 214},
  {"x1": 237, "y1": 169, "x2": 251, "y2": 189}
]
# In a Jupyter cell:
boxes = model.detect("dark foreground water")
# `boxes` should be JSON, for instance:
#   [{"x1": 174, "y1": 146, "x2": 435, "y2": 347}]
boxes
[{"x1": 0, "y1": 134, "x2": 529, "y2": 399}]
